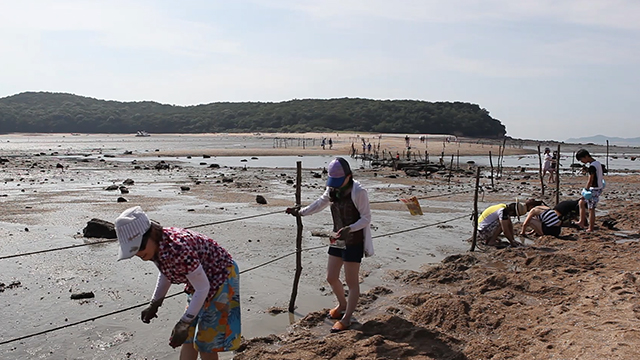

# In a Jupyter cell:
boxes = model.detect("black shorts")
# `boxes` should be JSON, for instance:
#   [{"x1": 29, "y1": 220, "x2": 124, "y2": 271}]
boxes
[
  {"x1": 542, "y1": 223, "x2": 561, "y2": 237},
  {"x1": 328, "y1": 244, "x2": 364, "y2": 263}
]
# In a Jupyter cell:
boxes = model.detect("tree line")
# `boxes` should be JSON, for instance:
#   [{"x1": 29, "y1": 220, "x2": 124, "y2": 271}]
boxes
[{"x1": 0, "y1": 92, "x2": 506, "y2": 137}]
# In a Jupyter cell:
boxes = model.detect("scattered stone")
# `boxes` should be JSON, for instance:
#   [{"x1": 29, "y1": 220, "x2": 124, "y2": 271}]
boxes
[
  {"x1": 203, "y1": 155, "x2": 211, "y2": 158},
  {"x1": 0, "y1": 281, "x2": 22, "y2": 292},
  {"x1": 188, "y1": 209, "x2": 195, "y2": 212},
  {"x1": 251, "y1": 157, "x2": 258, "y2": 160},
  {"x1": 70, "y1": 291, "x2": 95, "y2": 300},
  {"x1": 222, "y1": 177, "x2": 234, "y2": 183},
  {"x1": 123, "y1": 179, "x2": 135, "y2": 185},
  {"x1": 83, "y1": 219, "x2": 117, "y2": 238},
  {"x1": 103, "y1": 154, "x2": 115, "y2": 158},
  {"x1": 155, "y1": 161, "x2": 170, "y2": 170},
  {"x1": 209, "y1": 164, "x2": 220, "y2": 169},
  {"x1": 266, "y1": 306, "x2": 286, "y2": 315},
  {"x1": 105, "y1": 185, "x2": 119, "y2": 191},
  {"x1": 286, "y1": 179, "x2": 294, "y2": 184},
  {"x1": 117, "y1": 197, "x2": 128, "y2": 203},
  {"x1": 241, "y1": 159, "x2": 248, "y2": 162},
  {"x1": 181, "y1": 186, "x2": 191, "y2": 191},
  {"x1": 56, "y1": 163, "x2": 64, "y2": 169},
  {"x1": 200, "y1": 162, "x2": 207, "y2": 165},
  {"x1": 119, "y1": 186, "x2": 129, "y2": 194},
  {"x1": 123, "y1": 150, "x2": 133, "y2": 155},
  {"x1": 256, "y1": 195, "x2": 267, "y2": 204}
]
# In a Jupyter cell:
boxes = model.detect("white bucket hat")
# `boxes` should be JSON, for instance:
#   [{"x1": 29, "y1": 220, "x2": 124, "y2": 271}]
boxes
[{"x1": 115, "y1": 206, "x2": 151, "y2": 261}]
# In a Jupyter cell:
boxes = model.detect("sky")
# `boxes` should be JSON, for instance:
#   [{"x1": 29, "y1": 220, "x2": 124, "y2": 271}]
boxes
[{"x1": 0, "y1": 0, "x2": 639, "y2": 141}]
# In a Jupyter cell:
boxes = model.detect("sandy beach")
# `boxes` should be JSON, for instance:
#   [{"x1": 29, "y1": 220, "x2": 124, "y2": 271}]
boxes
[{"x1": 2, "y1": 132, "x2": 640, "y2": 359}]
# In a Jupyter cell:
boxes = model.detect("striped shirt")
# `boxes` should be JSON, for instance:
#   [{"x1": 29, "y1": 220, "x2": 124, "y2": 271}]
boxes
[{"x1": 539, "y1": 209, "x2": 560, "y2": 227}]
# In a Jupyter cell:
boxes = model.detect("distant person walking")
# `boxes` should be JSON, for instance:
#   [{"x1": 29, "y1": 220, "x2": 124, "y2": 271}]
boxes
[
  {"x1": 321, "y1": 138, "x2": 326, "y2": 150},
  {"x1": 576, "y1": 149, "x2": 606, "y2": 232},
  {"x1": 328, "y1": 138, "x2": 333, "y2": 150},
  {"x1": 405, "y1": 135, "x2": 410, "y2": 148}
]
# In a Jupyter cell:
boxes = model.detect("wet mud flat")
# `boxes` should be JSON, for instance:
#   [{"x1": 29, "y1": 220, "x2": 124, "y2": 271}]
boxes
[{"x1": 2, "y1": 143, "x2": 640, "y2": 359}]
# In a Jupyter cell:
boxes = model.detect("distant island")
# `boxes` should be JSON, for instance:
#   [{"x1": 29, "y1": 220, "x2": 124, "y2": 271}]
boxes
[
  {"x1": 566, "y1": 135, "x2": 640, "y2": 147},
  {"x1": 0, "y1": 92, "x2": 506, "y2": 137}
]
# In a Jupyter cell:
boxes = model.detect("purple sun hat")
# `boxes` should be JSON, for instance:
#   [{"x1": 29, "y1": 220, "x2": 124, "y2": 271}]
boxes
[{"x1": 327, "y1": 157, "x2": 352, "y2": 188}]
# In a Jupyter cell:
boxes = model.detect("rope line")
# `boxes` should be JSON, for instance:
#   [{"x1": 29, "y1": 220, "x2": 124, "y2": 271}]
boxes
[
  {"x1": 369, "y1": 189, "x2": 473, "y2": 204},
  {"x1": 372, "y1": 214, "x2": 470, "y2": 238},
  {"x1": 0, "y1": 213, "x2": 470, "y2": 346},
  {"x1": 0, "y1": 210, "x2": 284, "y2": 261}
]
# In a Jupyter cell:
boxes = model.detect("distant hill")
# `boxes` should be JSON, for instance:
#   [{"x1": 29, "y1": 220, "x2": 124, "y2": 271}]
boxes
[
  {"x1": 0, "y1": 92, "x2": 506, "y2": 137},
  {"x1": 565, "y1": 135, "x2": 640, "y2": 146}
]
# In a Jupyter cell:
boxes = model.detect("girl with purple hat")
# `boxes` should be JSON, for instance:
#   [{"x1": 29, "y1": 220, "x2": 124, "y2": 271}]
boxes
[{"x1": 286, "y1": 157, "x2": 373, "y2": 332}]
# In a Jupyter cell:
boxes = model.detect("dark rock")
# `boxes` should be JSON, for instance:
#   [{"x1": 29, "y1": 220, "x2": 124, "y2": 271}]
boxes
[
  {"x1": 105, "y1": 185, "x2": 119, "y2": 191},
  {"x1": 56, "y1": 163, "x2": 64, "y2": 169},
  {"x1": 155, "y1": 161, "x2": 170, "y2": 170},
  {"x1": 203, "y1": 155, "x2": 211, "y2": 158},
  {"x1": 256, "y1": 195, "x2": 267, "y2": 204},
  {"x1": 123, "y1": 150, "x2": 133, "y2": 155},
  {"x1": 70, "y1": 291, "x2": 95, "y2": 300},
  {"x1": 83, "y1": 219, "x2": 116, "y2": 238},
  {"x1": 119, "y1": 186, "x2": 129, "y2": 194},
  {"x1": 251, "y1": 157, "x2": 258, "y2": 160},
  {"x1": 222, "y1": 177, "x2": 234, "y2": 183},
  {"x1": 240, "y1": 159, "x2": 248, "y2": 162},
  {"x1": 209, "y1": 164, "x2": 220, "y2": 169},
  {"x1": 286, "y1": 179, "x2": 294, "y2": 184},
  {"x1": 117, "y1": 197, "x2": 128, "y2": 203},
  {"x1": 123, "y1": 178, "x2": 135, "y2": 185},
  {"x1": 181, "y1": 186, "x2": 191, "y2": 191},
  {"x1": 103, "y1": 154, "x2": 115, "y2": 158}
]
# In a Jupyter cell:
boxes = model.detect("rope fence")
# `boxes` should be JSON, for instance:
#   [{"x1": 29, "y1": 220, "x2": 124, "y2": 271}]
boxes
[{"x1": 0, "y1": 212, "x2": 471, "y2": 346}]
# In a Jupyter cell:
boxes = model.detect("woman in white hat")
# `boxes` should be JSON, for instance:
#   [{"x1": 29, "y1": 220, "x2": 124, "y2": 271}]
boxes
[{"x1": 115, "y1": 206, "x2": 240, "y2": 360}]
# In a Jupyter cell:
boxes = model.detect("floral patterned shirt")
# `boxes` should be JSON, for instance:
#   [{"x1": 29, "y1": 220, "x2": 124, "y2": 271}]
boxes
[{"x1": 154, "y1": 227, "x2": 233, "y2": 300}]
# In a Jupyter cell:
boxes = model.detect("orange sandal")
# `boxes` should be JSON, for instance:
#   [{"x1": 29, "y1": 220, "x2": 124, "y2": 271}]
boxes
[
  {"x1": 327, "y1": 307, "x2": 345, "y2": 320},
  {"x1": 330, "y1": 320, "x2": 350, "y2": 333}
]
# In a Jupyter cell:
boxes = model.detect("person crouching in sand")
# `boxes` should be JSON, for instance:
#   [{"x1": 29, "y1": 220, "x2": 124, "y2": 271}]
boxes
[{"x1": 477, "y1": 201, "x2": 528, "y2": 247}]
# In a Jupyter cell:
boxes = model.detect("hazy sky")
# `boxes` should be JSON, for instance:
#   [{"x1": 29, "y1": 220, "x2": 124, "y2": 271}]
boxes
[{"x1": 1, "y1": 0, "x2": 638, "y2": 141}]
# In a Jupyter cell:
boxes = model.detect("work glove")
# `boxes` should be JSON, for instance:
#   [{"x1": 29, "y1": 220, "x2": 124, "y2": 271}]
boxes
[
  {"x1": 140, "y1": 299, "x2": 163, "y2": 324},
  {"x1": 335, "y1": 226, "x2": 351, "y2": 240},
  {"x1": 285, "y1": 206, "x2": 301, "y2": 217},
  {"x1": 169, "y1": 320, "x2": 191, "y2": 348}
]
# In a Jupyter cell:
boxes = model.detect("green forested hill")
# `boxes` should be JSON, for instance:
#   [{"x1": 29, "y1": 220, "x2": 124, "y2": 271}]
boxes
[{"x1": 0, "y1": 92, "x2": 506, "y2": 137}]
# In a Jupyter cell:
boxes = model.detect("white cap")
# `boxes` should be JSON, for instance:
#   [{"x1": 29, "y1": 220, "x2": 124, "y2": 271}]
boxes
[{"x1": 115, "y1": 206, "x2": 151, "y2": 261}]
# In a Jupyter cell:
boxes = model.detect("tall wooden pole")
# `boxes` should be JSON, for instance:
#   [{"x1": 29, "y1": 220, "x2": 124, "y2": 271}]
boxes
[
  {"x1": 489, "y1": 151, "x2": 495, "y2": 189},
  {"x1": 288, "y1": 161, "x2": 304, "y2": 313},
  {"x1": 537, "y1": 145, "x2": 544, "y2": 196},
  {"x1": 606, "y1": 140, "x2": 609, "y2": 170},
  {"x1": 499, "y1": 137, "x2": 507, "y2": 178},
  {"x1": 470, "y1": 167, "x2": 481, "y2": 252},
  {"x1": 555, "y1": 144, "x2": 561, "y2": 206}
]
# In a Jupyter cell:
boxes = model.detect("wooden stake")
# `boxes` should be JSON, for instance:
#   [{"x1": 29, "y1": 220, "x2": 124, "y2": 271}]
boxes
[
  {"x1": 288, "y1": 161, "x2": 304, "y2": 313},
  {"x1": 470, "y1": 167, "x2": 481, "y2": 252},
  {"x1": 606, "y1": 140, "x2": 609, "y2": 170},
  {"x1": 555, "y1": 144, "x2": 561, "y2": 206},
  {"x1": 537, "y1": 145, "x2": 544, "y2": 196},
  {"x1": 489, "y1": 151, "x2": 495, "y2": 189}
]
